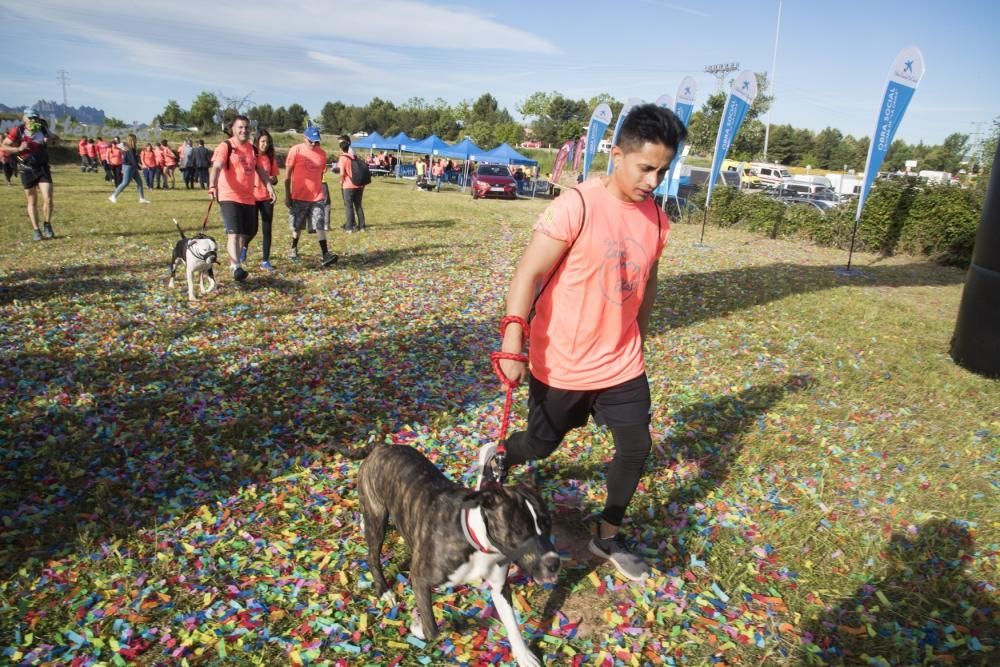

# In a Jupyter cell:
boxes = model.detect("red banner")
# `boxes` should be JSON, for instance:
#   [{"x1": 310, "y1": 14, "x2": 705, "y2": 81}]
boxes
[{"x1": 551, "y1": 139, "x2": 574, "y2": 183}]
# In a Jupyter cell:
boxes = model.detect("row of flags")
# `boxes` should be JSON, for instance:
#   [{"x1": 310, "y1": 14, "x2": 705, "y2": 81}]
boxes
[{"x1": 552, "y1": 45, "x2": 924, "y2": 252}]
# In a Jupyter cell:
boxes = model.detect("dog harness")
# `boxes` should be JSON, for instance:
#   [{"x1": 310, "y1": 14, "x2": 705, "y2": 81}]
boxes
[
  {"x1": 460, "y1": 502, "x2": 556, "y2": 569},
  {"x1": 460, "y1": 506, "x2": 497, "y2": 554}
]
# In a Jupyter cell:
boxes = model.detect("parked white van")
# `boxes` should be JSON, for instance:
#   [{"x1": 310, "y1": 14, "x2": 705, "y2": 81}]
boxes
[{"x1": 749, "y1": 162, "x2": 793, "y2": 188}]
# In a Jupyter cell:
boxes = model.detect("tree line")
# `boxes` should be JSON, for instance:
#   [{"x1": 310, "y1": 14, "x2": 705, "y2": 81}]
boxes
[{"x1": 157, "y1": 86, "x2": 985, "y2": 174}]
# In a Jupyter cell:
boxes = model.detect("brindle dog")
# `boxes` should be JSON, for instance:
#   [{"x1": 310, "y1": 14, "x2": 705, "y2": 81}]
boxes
[{"x1": 332, "y1": 443, "x2": 560, "y2": 667}]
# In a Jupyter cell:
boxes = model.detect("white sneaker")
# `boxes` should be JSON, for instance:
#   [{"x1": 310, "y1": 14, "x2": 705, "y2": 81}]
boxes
[
  {"x1": 108, "y1": 194, "x2": 117, "y2": 203},
  {"x1": 475, "y1": 443, "x2": 498, "y2": 490},
  {"x1": 139, "y1": 198, "x2": 151, "y2": 204}
]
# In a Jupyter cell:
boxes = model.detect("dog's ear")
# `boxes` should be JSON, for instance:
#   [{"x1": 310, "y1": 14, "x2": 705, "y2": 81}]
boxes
[{"x1": 462, "y1": 486, "x2": 504, "y2": 510}]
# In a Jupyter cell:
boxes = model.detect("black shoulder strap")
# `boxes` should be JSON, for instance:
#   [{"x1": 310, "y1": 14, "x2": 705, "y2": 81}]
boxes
[{"x1": 528, "y1": 187, "x2": 586, "y2": 323}]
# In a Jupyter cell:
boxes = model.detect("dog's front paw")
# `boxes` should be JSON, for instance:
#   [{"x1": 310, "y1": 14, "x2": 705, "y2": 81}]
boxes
[{"x1": 409, "y1": 611, "x2": 425, "y2": 640}]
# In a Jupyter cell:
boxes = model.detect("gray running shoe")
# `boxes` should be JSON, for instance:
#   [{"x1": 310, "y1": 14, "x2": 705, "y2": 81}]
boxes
[
  {"x1": 32, "y1": 228, "x2": 42, "y2": 241},
  {"x1": 588, "y1": 533, "x2": 649, "y2": 582},
  {"x1": 42, "y1": 222, "x2": 54, "y2": 239},
  {"x1": 289, "y1": 247, "x2": 299, "y2": 260},
  {"x1": 475, "y1": 443, "x2": 498, "y2": 490},
  {"x1": 321, "y1": 252, "x2": 339, "y2": 267}
]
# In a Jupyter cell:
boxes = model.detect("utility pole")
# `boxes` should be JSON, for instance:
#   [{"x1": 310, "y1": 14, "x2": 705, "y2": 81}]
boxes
[
  {"x1": 969, "y1": 121, "x2": 984, "y2": 169},
  {"x1": 56, "y1": 70, "x2": 70, "y2": 107},
  {"x1": 762, "y1": 0, "x2": 783, "y2": 161},
  {"x1": 705, "y1": 63, "x2": 739, "y2": 94}
]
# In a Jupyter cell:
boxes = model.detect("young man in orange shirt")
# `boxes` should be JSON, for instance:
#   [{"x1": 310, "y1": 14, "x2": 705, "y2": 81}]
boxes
[
  {"x1": 208, "y1": 115, "x2": 276, "y2": 282},
  {"x1": 286, "y1": 126, "x2": 338, "y2": 267},
  {"x1": 481, "y1": 104, "x2": 686, "y2": 582}
]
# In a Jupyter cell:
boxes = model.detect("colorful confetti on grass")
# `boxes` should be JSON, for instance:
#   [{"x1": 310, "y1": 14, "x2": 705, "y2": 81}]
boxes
[{"x1": 1, "y1": 169, "x2": 997, "y2": 665}]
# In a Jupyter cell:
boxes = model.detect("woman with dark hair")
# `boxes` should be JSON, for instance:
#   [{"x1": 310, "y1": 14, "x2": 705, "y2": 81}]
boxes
[
  {"x1": 247, "y1": 129, "x2": 279, "y2": 271},
  {"x1": 109, "y1": 134, "x2": 150, "y2": 204}
]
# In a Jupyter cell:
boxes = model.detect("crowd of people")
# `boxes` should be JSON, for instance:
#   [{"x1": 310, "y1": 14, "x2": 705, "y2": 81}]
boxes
[{"x1": 2, "y1": 109, "x2": 369, "y2": 274}]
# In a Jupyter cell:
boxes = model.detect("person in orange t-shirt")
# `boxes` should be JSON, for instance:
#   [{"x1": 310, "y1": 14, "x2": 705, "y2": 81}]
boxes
[
  {"x1": 208, "y1": 115, "x2": 276, "y2": 282},
  {"x1": 247, "y1": 129, "x2": 279, "y2": 271},
  {"x1": 140, "y1": 143, "x2": 158, "y2": 189},
  {"x1": 160, "y1": 140, "x2": 177, "y2": 189},
  {"x1": 479, "y1": 104, "x2": 687, "y2": 583},
  {"x1": 78, "y1": 138, "x2": 89, "y2": 172},
  {"x1": 106, "y1": 137, "x2": 123, "y2": 185},
  {"x1": 85, "y1": 139, "x2": 98, "y2": 172},
  {"x1": 285, "y1": 126, "x2": 337, "y2": 267},
  {"x1": 337, "y1": 135, "x2": 366, "y2": 232}
]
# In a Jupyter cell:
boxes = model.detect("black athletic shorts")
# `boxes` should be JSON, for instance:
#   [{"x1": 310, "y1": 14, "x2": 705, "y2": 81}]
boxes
[
  {"x1": 20, "y1": 163, "x2": 52, "y2": 190},
  {"x1": 524, "y1": 372, "x2": 651, "y2": 443},
  {"x1": 219, "y1": 201, "x2": 256, "y2": 236}
]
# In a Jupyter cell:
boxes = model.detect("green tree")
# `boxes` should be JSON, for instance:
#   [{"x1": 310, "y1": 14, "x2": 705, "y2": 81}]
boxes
[
  {"x1": 286, "y1": 104, "x2": 308, "y2": 131},
  {"x1": 160, "y1": 100, "x2": 187, "y2": 126},
  {"x1": 188, "y1": 92, "x2": 221, "y2": 133},
  {"x1": 494, "y1": 122, "x2": 525, "y2": 147},
  {"x1": 249, "y1": 104, "x2": 275, "y2": 129},
  {"x1": 813, "y1": 127, "x2": 844, "y2": 169}
]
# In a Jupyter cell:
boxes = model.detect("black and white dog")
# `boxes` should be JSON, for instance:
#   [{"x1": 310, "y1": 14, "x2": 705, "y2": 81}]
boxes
[
  {"x1": 332, "y1": 442, "x2": 560, "y2": 667},
  {"x1": 168, "y1": 218, "x2": 218, "y2": 302}
]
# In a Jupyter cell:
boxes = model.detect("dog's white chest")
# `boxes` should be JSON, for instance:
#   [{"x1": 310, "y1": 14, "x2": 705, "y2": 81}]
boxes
[{"x1": 445, "y1": 551, "x2": 505, "y2": 587}]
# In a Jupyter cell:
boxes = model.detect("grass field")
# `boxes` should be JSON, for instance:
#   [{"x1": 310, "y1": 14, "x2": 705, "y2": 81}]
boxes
[{"x1": 1, "y1": 166, "x2": 997, "y2": 666}]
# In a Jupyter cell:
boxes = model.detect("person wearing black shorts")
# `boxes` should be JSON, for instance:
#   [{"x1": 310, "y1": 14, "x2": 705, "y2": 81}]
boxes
[
  {"x1": 208, "y1": 115, "x2": 275, "y2": 282},
  {"x1": 480, "y1": 104, "x2": 687, "y2": 583},
  {"x1": 1, "y1": 108, "x2": 56, "y2": 241}
]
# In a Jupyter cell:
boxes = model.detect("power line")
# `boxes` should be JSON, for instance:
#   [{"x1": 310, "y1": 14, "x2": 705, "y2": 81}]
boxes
[{"x1": 56, "y1": 70, "x2": 71, "y2": 107}]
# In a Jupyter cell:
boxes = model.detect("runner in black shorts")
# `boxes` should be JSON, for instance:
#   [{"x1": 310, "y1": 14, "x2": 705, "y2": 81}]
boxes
[{"x1": 1, "y1": 108, "x2": 56, "y2": 241}]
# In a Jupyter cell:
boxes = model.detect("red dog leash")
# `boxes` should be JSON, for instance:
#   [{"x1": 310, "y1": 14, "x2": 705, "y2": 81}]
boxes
[
  {"x1": 487, "y1": 315, "x2": 529, "y2": 484},
  {"x1": 200, "y1": 198, "x2": 214, "y2": 231}
]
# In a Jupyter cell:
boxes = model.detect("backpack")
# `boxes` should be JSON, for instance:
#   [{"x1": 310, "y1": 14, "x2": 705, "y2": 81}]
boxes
[{"x1": 349, "y1": 155, "x2": 371, "y2": 187}]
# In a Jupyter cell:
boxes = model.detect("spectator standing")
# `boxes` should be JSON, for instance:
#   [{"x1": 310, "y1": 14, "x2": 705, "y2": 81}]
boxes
[
  {"x1": 191, "y1": 139, "x2": 211, "y2": 188},
  {"x1": 179, "y1": 139, "x2": 194, "y2": 189},
  {"x1": 78, "y1": 137, "x2": 88, "y2": 172},
  {"x1": 415, "y1": 156, "x2": 426, "y2": 188},
  {"x1": 0, "y1": 147, "x2": 15, "y2": 186},
  {"x1": 161, "y1": 140, "x2": 177, "y2": 189},
  {"x1": 285, "y1": 126, "x2": 338, "y2": 266},
  {"x1": 338, "y1": 135, "x2": 366, "y2": 232},
  {"x1": 85, "y1": 139, "x2": 98, "y2": 172},
  {"x1": 140, "y1": 143, "x2": 157, "y2": 189},
  {"x1": 107, "y1": 138, "x2": 123, "y2": 186},
  {"x1": 208, "y1": 115, "x2": 276, "y2": 282},
  {"x1": 109, "y1": 134, "x2": 151, "y2": 204},
  {"x1": 1, "y1": 108, "x2": 57, "y2": 240},
  {"x1": 96, "y1": 136, "x2": 111, "y2": 182},
  {"x1": 249, "y1": 129, "x2": 279, "y2": 271},
  {"x1": 431, "y1": 158, "x2": 444, "y2": 192},
  {"x1": 153, "y1": 142, "x2": 166, "y2": 189}
]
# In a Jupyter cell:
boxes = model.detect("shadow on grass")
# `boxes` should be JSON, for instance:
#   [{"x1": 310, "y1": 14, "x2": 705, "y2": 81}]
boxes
[
  {"x1": 0, "y1": 316, "x2": 498, "y2": 576},
  {"x1": 382, "y1": 219, "x2": 459, "y2": 230},
  {"x1": 0, "y1": 260, "x2": 164, "y2": 306},
  {"x1": 647, "y1": 374, "x2": 814, "y2": 572},
  {"x1": 653, "y1": 262, "x2": 963, "y2": 332},
  {"x1": 802, "y1": 518, "x2": 997, "y2": 665},
  {"x1": 89, "y1": 228, "x2": 181, "y2": 239},
  {"x1": 337, "y1": 243, "x2": 452, "y2": 268}
]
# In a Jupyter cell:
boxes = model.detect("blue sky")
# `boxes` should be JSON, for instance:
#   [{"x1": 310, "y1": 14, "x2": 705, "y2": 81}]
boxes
[{"x1": 5, "y1": 0, "x2": 998, "y2": 147}]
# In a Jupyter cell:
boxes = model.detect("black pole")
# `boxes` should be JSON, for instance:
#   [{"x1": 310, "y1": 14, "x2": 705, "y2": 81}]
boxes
[
  {"x1": 699, "y1": 206, "x2": 708, "y2": 245},
  {"x1": 951, "y1": 140, "x2": 1000, "y2": 378},
  {"x1": 845, "y1": 214, "x2": 861, "y2": 271}
]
